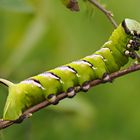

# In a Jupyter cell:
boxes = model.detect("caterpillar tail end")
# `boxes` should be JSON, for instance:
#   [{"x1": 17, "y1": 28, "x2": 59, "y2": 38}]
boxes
[{"x1": 0, "y1": 78, "x2": 14, "y2": 87}]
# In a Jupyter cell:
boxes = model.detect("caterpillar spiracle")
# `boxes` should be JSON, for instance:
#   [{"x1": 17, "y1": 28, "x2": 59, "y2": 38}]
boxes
[{"x1": 1, "y1": 18, "x2": 140, "y2": 121}]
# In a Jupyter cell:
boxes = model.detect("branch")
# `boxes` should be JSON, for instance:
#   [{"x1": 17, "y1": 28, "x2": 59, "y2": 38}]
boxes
[
  {"x1": 88, "y1": 0, "x2": 118, "y2": 28},
  {"x1": 0, "y1": 64, "x2": 140, "y2": 130}
]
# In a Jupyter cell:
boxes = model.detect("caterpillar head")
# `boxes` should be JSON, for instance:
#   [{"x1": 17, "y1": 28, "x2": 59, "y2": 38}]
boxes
[
  {"x1": 122, "y1": 19, "x2": 140, "y2": 35},
  {"x1": 122, "y1": 19, "x2": 140, "y2": 59}
]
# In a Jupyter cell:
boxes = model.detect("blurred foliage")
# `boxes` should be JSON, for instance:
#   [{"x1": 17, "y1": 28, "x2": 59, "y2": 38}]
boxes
[{"x1": 0, "y1": 0, "x2": 140, "y2": 140}]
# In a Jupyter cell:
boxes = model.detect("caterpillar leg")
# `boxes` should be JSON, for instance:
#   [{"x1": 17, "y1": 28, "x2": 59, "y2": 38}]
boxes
[
  {"x1": 67, "y1": 87, "x2": 76, "y2": 98},
  {"x1": 122, "y1": 19, "x2": 140, "y2": 62},
  {"x1": 81, "y1": 81, "x2": 91, "y2": 92},
  {"x1": 47, "y1": 94, "x2": 58, "y2": 105},
  {"x1": 102, "y1": 73, "x2": 113, "y2": 83},
  {"x1": 14, "y1": 113, "x2": 32, "y2": 123},
  {"x1": 125, "y1": 35, "x2": 140, "y2": 61}
]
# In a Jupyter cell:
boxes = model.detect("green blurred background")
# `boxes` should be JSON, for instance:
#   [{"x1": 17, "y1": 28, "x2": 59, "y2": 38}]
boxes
[{"x1": 0, "y1": 0, "x2": 140, "y2": 140}]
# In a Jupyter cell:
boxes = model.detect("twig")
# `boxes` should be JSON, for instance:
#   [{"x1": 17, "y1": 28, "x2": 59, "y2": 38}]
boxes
[
  {"x1": 0, "y1": 64, "x2": 140, "y2": 130},
  {"x1": 88, "y1": 0, "x2": 118, "y2": 28}
]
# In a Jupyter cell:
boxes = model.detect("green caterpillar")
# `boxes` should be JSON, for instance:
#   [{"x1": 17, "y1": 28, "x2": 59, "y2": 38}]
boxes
[{"x1": 1, "y1": 18, "x2": 140, "y2": 121}]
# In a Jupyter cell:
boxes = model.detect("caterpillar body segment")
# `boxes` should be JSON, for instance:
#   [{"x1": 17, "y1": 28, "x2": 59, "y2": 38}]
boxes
[
  {"x1": 2, "y1": 18, "x2": 140, "y2": 121},
  {"x1": 95, "y1": 48, "x2": 120, "y2": 73},
  {"x1": 31, "y1": 73, "x2": 62, "y2": 98},
  {"x1": 103, "y1": 41, "x2": 129, "y2": 67},
  {"x1": 49, "y1": 66, "x2": 79, "y2": 92},
  {"x1": 66, "y1": 60, "x2": 96, "y2": 85},
  {"x1": 83, "y1": 54, "x2": 108, "y2": 79}
]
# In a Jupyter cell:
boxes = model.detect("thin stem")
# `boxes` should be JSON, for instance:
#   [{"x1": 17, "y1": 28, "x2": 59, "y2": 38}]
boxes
[
  {"x1": 88, "y1": 0, "x2": 118, "y2": 28},
  {"x1": 0, "y1": 64, "x2": 140, "y2": 129},
  {"x1": 0, "y1": 78, "x2": 14, "y2": 87}
]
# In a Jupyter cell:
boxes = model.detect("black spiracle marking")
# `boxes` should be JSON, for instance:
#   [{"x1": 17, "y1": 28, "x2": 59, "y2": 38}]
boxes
[
  {"x1": 21, "y1": 79, "x2": 45, "y2": 90},
  {"x1": 66, "y1": 65, "x2": 78, "y2": 74},
  {"x1": 48, "y1": 72, "x2": 62, "y2": 82},
  {"x1": 81, "y1": 59, "x2": 93, "y2": 67},
  {"x1": 30, "y1": 78, "x2": 42, "y2": 85}
]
